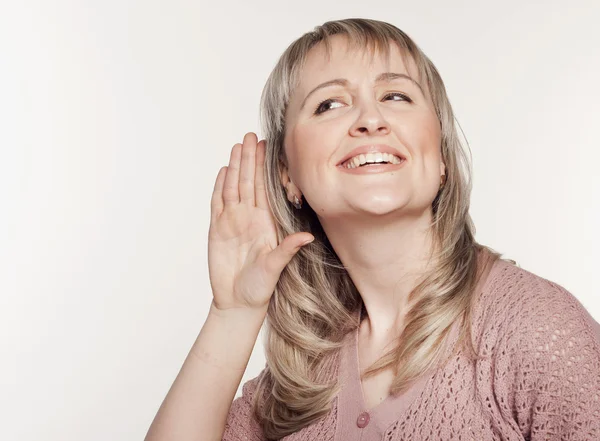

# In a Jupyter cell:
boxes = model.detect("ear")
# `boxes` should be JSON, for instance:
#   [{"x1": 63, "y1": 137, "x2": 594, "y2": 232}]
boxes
[
  {"x1": 440, "y1": 161, "x2": 446, "y2": 176},
  {"x1": 279, "y1": 159, "x2": 301, "y2": 200},
  {"x1": 279, "y1": 159, "x2": 291, "y2": 188}
]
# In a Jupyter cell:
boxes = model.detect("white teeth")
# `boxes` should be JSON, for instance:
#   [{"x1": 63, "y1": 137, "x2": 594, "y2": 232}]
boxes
[{"x1": 344, "y1": 152, "x2": 404, "y2": 169}]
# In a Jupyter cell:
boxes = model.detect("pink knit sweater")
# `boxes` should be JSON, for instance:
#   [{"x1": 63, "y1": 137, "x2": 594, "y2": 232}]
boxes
[{"x1": 222, "y1": 254, "x2": 600, "y2": 440}]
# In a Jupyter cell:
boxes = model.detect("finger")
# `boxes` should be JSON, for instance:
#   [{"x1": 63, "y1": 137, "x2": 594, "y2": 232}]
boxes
[
  {"x1": 264, "y1": 233, "x2": 315, "y2": 277},
  {"x1": 255, "y1": 139, "x2": 269, "y2": 209},
  {"x1": 222, "y1": 143, "x2": 242, "y2": 205},
  {"x1": 210, "y1": 166, "x2": 228, "y2": 218},
  {"x1": 239, "y1": 132, "x2": 257, "y2": 205}
]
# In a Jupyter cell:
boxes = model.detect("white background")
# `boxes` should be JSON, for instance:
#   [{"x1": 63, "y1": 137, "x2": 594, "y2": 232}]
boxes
[{"x1": 2, "y1": 1, "x2": 599, "y2": 440}]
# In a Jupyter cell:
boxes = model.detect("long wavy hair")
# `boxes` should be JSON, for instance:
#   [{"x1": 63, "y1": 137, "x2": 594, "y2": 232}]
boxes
[{"x1": 250, "y1": 18, "x2": 515, "y2": 440}]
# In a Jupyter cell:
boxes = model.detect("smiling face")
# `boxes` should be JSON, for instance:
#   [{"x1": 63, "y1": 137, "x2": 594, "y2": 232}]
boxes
[{"x1": 281, "y1": 34, "x2": 445, "y2": 220}]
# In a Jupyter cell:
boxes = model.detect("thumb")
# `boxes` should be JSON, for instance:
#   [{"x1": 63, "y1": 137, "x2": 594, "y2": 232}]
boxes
[{"x1": 264, "y1": 233, "x2": 314, "y2": 275}]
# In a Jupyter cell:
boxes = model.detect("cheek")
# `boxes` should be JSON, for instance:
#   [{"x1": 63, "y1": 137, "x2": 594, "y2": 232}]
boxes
[
  {"x1": 420, "y1": 113, "x2": 442, "y2": 148},
  {"x1": 404, "y1": 115, "x2": 442, "y2": 183},
  {"x1": 288, "y1": 124, "x2": 333, "y2": 168},
  {"x1": 414, "y1": 115, "x2": 442, "y2": 162},
  {"x1": 284, "y1": 127, "x2": 320, "y2": 186}
]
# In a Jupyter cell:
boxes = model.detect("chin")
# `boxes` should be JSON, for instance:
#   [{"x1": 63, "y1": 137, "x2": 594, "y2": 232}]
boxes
[{"x1": 353, "y1": 199, "x2": 410, "y2": 216}]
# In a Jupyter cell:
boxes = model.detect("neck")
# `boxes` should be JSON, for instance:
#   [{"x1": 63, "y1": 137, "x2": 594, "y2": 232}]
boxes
[{"x1": 319, "y1": 208, "x2": 437, "y2": 343}]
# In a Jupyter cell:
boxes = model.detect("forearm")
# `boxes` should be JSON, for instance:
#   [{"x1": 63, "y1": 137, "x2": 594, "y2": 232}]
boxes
[{"x1": 145, "y1": 301, "x2": 268, "y2": 441}]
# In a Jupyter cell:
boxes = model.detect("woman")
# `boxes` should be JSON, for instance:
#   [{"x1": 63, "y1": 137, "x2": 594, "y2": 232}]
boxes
[{"x1": 145, "y1": 18, "x2": 600, "y2": 441}]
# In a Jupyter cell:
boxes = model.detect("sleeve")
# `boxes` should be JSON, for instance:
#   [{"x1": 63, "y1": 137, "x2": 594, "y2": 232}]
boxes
[
  {"x1": 221, "y1": 368, "x2": 268, "y2": 441},
  {"x1": 504, "y1": 282, "x2": 600, "y2": 440}
]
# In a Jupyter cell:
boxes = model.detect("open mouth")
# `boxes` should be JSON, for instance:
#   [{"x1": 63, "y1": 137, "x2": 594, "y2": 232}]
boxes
[
  {"x1": 358, "y1": 161, "x2": 394, "y2": 167},
  {"x1": 338, "y1": 158, "x2": 407, "y2": 174},
  {"x1": 341, "y1": 157, "x2": 406, "y2": 169}
]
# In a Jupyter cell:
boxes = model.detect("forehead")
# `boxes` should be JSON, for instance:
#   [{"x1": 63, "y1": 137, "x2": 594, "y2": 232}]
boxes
[{"x1": 296, "y1": 35, "x2": 421, "y2": 92}]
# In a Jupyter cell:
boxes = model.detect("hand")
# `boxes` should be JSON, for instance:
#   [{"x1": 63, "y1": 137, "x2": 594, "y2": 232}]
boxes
[{"x1": 207, "y1": 132, "x2": 314, "y2": 312}]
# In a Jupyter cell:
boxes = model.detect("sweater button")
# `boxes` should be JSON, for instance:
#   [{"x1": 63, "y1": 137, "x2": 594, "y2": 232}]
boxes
[{"x1": 356, "y1": 411, "x2": 370, "y2": 428}]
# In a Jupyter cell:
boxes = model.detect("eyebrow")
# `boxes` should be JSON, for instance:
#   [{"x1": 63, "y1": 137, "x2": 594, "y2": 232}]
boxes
[{"x1": 299, "y1": 72, "x2": 424, "y2": 111}]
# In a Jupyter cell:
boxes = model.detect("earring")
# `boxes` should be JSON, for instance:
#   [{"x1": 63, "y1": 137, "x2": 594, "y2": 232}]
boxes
[
  {"x1": 284, "y1": 182, "x2": 303, "y2": 209},
  {"x1": 292, "y1": 194, "x2": 303, "y2": 209}
]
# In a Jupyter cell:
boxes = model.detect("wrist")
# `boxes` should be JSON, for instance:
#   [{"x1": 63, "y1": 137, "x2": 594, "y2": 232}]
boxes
[{"x1": 209, "y1": 299, "x2": 269, "y2": 321}]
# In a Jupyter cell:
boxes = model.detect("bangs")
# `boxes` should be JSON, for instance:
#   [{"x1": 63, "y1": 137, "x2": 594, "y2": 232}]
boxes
[{"x1": 310, "y1": 31, "x2": 424, "y2": 94}]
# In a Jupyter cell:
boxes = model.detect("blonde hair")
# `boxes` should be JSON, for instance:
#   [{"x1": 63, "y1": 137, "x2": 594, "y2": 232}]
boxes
[{"x1": 251, "y1": 18, "x2": 514, "y2": 439}]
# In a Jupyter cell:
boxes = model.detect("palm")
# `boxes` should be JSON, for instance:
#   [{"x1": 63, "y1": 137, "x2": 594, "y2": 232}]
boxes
[
  {"x1": 208, "y1": 202, "x2": 278, "y2": 303},
  {"x1": 206, "y1": 134, "x2": 305, "y2": 311}
]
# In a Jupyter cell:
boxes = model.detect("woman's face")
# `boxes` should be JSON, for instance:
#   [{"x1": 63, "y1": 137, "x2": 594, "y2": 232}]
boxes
[{"x1": 282, "y1": 35, "x2": 444, "y2": 220}]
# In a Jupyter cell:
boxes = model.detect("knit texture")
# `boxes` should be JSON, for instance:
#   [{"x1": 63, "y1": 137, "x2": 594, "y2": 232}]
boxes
[{"x1": 222, "y1": 258, "x2": 600, "y2": 440}]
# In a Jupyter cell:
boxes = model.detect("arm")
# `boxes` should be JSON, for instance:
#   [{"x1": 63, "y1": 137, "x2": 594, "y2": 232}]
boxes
[
  {"x1": 221, "y1": 368, "x2": 268, "y2": 441},
  {"x1": 145, "y1": 134, "x2": 312, "y2": 441},
  {"x1": 144, "y1": 301, "x2": 268, "y2": 441}
]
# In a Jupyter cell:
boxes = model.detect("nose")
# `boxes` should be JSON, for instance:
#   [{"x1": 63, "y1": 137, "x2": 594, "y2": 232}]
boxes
[{"x1": 348, "y1": 98, "x2": 391, "y2": 136}]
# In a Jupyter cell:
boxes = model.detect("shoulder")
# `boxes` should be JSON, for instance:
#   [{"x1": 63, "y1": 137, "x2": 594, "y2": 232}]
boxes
[
  {"x1": 472, "y1": 258, "x2": 600, "y2": 357},
  {"x1": 478, "y1": 259, "x2": 598, "y2": 336},
  {"x1": 238, "y1": 366, "x2": 271, "y2": 405},
  {"x1": 478, "y1": 261, "x2": 600, "y2": 439},
  {"x1": 222, "y1": 367, "x2": 270, "y2": 441}
]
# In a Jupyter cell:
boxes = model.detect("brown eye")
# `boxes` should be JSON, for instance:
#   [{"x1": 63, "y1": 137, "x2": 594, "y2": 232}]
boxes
[
  {"x1": 313, "y1": 92, "x2": 412, "y2": 116},
  {"x1": 313, "y1": 98, "x2": 343, "y2": 115},
  {"x1": 383, "y1": 92, "x2": 412, "y2": 102}
]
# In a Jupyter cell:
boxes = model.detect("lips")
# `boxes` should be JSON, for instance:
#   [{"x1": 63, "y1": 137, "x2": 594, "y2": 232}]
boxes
[{"x1": 336, "y1": 144, "x2": 406, "y2": 167}]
